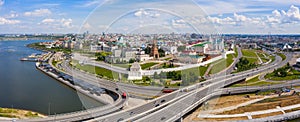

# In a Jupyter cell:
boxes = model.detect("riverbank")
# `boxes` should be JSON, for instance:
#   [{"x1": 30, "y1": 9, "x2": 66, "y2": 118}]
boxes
[
  {"x1": 26, "y1": 42, "x2": 71, "y2": 54},
  {"x1": 35, "y1": 62, "x2": 114, "y2": 105},
  {"x1": 0, "y1": 107, "x2": 46, "y2": 120}
]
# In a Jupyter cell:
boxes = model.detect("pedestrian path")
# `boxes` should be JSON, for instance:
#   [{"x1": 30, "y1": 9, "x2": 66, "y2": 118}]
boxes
[{"x1": 198, "y1": 99, "x2": 300, "y2": 120}]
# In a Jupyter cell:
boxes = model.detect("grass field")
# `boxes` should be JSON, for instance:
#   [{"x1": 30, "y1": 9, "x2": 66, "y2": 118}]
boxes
[
  {"x1": 0, "y1": 108, "x2": 44, "y2": 119},
  {"x1": 242, "y1": 49, "x2": 257, "y2": 57},
  {"x1": 72, "y1": 60, "x2": 119, "y2": 80},
  {"x1": 199, "y1": 65, "x2": 209, "y2": 76},
  {"x1": 277, "y1": 53, "x2": 286, "y2": 61},
  {"x1": 112, "y1": 63, "x2": 131, "y2": 68},
  {"x1": 245, "y1": 57, "x2": 258, "y2": 64},
  {"x1": 209, "y1": 54, "x2": 235, "y2": 74},
  {"x1": 265, "y1": 69, "x2": 300, "y2": 81},
  {"x1": 141, "y1": 62, "x2": 159, "y2": 70},
  {"x1": 230, "y1": 76, "x2": 281, "y2": 87},
  {"x1": 234, "y1": 48, "x2": 238, "y2": 57}
]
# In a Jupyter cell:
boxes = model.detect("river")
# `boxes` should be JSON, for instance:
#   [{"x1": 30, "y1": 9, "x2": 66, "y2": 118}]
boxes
[{"x1": 0, "y1": 40, "x2": 104, "y2": 115}]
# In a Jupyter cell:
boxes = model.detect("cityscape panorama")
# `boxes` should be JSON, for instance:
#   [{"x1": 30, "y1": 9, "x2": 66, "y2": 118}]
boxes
[{"x1": 1, "y1": 0, "x2": 300, "y2": 122}]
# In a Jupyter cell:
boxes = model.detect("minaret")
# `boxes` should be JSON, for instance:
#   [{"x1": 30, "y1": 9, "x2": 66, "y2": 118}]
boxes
[{"x1": 151, "y1": 40, "x2": 159, "y2": 59}]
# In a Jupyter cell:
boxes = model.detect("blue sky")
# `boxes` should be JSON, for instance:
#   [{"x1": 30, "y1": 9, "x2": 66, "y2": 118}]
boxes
[{"x1": 0, "y1": 0, "x2": 300, "y2": 34}]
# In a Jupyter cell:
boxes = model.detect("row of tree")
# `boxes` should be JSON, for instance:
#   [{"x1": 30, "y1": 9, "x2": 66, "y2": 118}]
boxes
[
  {"x1": 235, "y1": 57, "x2": 257, "y2": 72},
  {"x1": 273, "y1": 63, "x2": 291, "y2": 77},
  {"x1": 153, "y1": 70, "x2": 199, "y2": 86}
]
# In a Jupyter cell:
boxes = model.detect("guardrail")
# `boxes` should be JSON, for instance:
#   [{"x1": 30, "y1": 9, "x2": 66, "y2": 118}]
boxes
[{"x1": 166, "y1": 54, "x2": 292, "y2": 122}]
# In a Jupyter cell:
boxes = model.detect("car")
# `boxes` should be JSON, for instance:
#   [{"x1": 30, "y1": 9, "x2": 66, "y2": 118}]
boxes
[
  {"x1": 117, "y1": 118, "x2": 124, "y2": 122},
  {"x1": 161, "y1": 99, "x2": 166, "y2": 103},
  {"x1": 155, "y1": 104, "x2": 160, "y2": 107},
  {"x1": 130, "y1": 111, "x2": 134, "y2": 115}
]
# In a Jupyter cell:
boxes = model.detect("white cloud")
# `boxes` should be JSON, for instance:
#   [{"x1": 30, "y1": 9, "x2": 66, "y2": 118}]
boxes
[
  {"x1": 208, "y1": 5, "x2": 300, "y2": 27},
  {"x1": 267, "y1": 5, "x2": 300, "y2": 24},
  {"x1": 5, "y1": 11, "x2": 19, "y2": 18},
  {"x1": 24, "y1": 9, "x2": 52, "y2": 17},
  {"x1": 134, "y1": 9, "x2": 160, "y2": 18},
  {"x1": 0, "y1": 17, "x2": 20, "y2": 25},
  {"x1": 0, "y1": 0, "x2": 4, "y2": 6},
  {"x1": 60, "y1": 18, "x2": 73, "y2": 28},
  {"x1": 171, "y1": 19, "x2": 189, "y2": 28},
  {"x1": 233, "y1": 13, "x2": 248, "y2": 22},
  {"x1": 207, "y1": 16, "x2": 236, "y2": 25},
  {"x1": 40, "y1": 18, "x2": 73, "y2": 28},
  {"x1": 272, "y1": 10, "x2": 281, "y2": 17},
  {"x1": 42, "y1": 18, "x2": 55, "y2": 23}
]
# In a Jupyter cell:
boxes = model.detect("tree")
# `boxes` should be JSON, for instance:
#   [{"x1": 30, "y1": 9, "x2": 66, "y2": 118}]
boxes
[
  {"x1": 158, "y1": 48, "x2": 165, "y2": 57},
  {"x1": 116, "y1": 59, "x2": 120, "y2": 63},
  {"x1": 142, "y1": 76, "x2": 151, "y2": 82},
  {"x1": 160, "y1": 79, "x2": 166, "y2": 85},
  {"x1": 177, "y1": 46, "x2": 186, "y2": 52},
  {"x1": 143, "y1": 46, "x2": 151, "y2": 54},
  {"x1": 160, "y1": 72, "x2": 167, "y2": 79},
  {"x1": 129, "y1": 58, "x2": 135, "y2": 63},
  {"x1": 154, "y1": 72, "x2": 159, "y2": 79}
]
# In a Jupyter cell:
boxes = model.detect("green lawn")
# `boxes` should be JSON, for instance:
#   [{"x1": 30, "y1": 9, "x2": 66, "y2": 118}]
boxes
[
  {"x1": 265, "y1": 67, "x2": 300, "y2": 81},
  {"x1": 277, "y1": 53, "x2": 286, "y2": 61},
  {"x1": 234, "y1": 48, "x2": 238, "y2": 57},
  {"x1": 257, "y1": 53, "x2": 270, "y2": 63},
  {"x1": 226, "y1": 54, "x2": 235, "y2": 67},
  {"x1": 199, "y1": 65, "x2": 209, "y2": 76},
  {"x1": 270, "y1": 55, "x2": 276, "y2": 62},
  {"x1": 242, "y1": 49, "x2": 257, "y2": 57},
  {"x1": 141, "y1": 62, "x2": 159, "y2": 70},
  {"x1": 71, "y1": 60, "x2": 119, "y2": 80},
  {"x1": 164, "y1": 57, "x2": 172, "y2": 61},
  {"x1": 245, "y1": 57, "x2": 258, "y2": 64},
  {"x1": 261, "y1": 58, "x2": 269, "y2": 63},
  {"x1": 230, "y1": 76, "x2": 281, "y2": 87},
  {"x1": 265, "y1": 74, "x2": 299, "y2": 81},
  {"x1": 209, "y1": 54, "x2": 235, "y2": 74},
  {"x1": 112, "y1": 63, "x2": 131, "y2": 68}
]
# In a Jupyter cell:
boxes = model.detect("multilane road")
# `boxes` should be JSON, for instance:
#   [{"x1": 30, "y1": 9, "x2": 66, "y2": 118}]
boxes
[
  {"x1": 88, "y1": 53, "x2": 290, "y2": 122},
  {"x1": 136, "y1": 53, "x2": 290, "y2": 122}
]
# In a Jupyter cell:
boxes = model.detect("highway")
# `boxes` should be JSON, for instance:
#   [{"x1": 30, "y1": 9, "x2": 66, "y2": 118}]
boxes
[
  {"x1": 18, "y1": 51, "x2": 293, "y2": 122},
  {"x1": 20, "y1": 57, "x2": 128, "y2": 122},
  {"x1": 127, "y1": 53, "x2": 291, "y2": 122},
  {"x1": 61, "y1": 60, "x2": 164, "y2": 97},
  {"x1": 86, "y1": 52, "x2": 290, "y2": 122}
]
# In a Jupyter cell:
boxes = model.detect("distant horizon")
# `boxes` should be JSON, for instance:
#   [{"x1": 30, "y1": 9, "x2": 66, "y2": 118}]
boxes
[
  {"x1": 0, "y1": 33, "x2": 300, "y2": 36},
  {"x1": 0, "y1": 0, "x2": 300, "y2": 34}
]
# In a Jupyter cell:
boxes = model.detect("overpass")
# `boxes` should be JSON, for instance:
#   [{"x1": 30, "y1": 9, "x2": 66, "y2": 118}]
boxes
[
  {"x1": 18, "y1": 51, "x2": 292, "y2": 122},
  {"x1": 86, "y1": 52, "x2": 289, "y2": 121},
  {"x1": 131, "y1": 53, "x2": 291, "y2": 122}
]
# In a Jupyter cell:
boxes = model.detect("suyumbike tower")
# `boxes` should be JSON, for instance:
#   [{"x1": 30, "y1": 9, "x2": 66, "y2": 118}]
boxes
[{"x1": 151, "y1": 40, "x2": 159, "y2": 59}]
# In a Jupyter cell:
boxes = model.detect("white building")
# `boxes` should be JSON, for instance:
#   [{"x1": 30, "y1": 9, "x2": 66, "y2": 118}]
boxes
[
  {"x1": 128, "y1": 62, "x2": 142, "y2": 80},
  {"x1": 137, "y1": 54, "x2": 152, "y2": 62},
  {"x1": 90, "y1": 45, "x2": 102, "y2": 52}
]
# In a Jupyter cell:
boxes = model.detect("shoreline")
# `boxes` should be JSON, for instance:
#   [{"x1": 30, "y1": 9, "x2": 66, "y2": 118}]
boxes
[
  {"x1": 35, "y1": 62, "x2": 113, "y2": 105},
  {"x1": 0, "y1": 107, "x2": 46, "y2": 120}
]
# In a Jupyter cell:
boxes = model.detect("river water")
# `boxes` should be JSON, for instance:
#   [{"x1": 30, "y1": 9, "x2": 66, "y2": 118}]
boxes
[{"x1": 0, "y1": 40, "x2": 104, "y2": 115}]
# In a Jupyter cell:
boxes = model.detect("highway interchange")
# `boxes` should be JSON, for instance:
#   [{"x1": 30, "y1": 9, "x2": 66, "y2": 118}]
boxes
[{"x1": 19, "y1": 48, "x2": 300, "y2": 122}]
